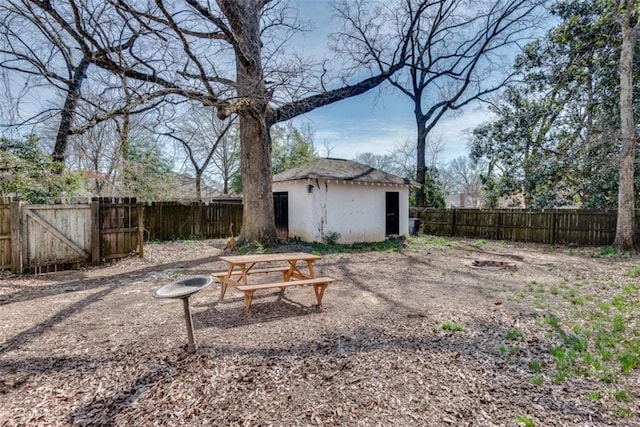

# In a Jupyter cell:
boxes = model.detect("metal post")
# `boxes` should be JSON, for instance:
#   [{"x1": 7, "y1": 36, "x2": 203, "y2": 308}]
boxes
[{"x1": 182, "y1": 297, "x2": 197, "y2": 353}]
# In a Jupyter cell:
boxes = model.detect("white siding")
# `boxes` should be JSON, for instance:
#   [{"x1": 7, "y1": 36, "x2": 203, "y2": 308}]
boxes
[
  {"x1": 272, "y1": 181, "x2": 314, "y2": 241},
  {"x1": 273, "y1": 179, "x2": 410, "y2": 244}
]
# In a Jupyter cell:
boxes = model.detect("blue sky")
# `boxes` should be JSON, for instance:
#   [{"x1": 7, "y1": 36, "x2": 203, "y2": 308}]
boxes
[
  {"x1": 294, "y1": 89, "x2": 490, "y2": 163},
  {"x1": 289, "y1": 0, "x2": 496, "y2": 164}
]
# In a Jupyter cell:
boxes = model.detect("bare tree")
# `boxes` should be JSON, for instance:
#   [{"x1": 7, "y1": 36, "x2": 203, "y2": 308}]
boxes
[
  {"x1": 337, "y1": 0, "x2": 543, "y2": 206},
  {"x1": 23, "y1": 0, "x2": 421, "y2": 244},
  {"x1": 157, "y1": 102, "x2": 236, "y2": 202},
  {"x1": 389, "y1": 139, "x2": 417, "y2": 178},
  {"x1": 0, "y1": 0, "x2": 166, "y2": 166},
  {"x1": 211, "y1": 126, "x2": 242, "y2": 196},
  {"x1": 425, "y1": 135, "x2": 445, "y2": 169},
  {"x1": 352, "y1": 152, "x2": 396, "y2": 173},
  {"x1": 318, "y1": 139, "x2": 336, "y2": 158},
  {"x1": 0, "y1": 0, "x2": 84, "y2": 152},
  {"x1": 612, "y1": 0, "x2": 639, "y2": 250},
  {"x1": 67, "y1": 118, "x2": 119, "y2": 196},
  {"x1": 443, "y1": 156, "x2": 486, "y2": 207},
  {"x1": 0, "y1": 68, "x2": 31, "y2": 138}
]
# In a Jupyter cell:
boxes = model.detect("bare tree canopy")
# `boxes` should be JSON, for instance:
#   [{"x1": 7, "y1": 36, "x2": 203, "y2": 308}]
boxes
[
  {"x1": 0, "y1": 0, "x2": 168, "y2": 164},
  {"x1": 153, "y1": 101, "x2": 236, "y2": 202},
  {"x1": 335, "y1": 0, "x2": 545, "y2": 206},
  {"x1": 12, "y1": 0, "x2": 421, "y2": 243}
]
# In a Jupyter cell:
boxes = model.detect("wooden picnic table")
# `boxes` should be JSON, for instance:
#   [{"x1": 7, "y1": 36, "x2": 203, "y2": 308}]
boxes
[{"x1": 213, "y1": 252, "x2": 334, "y2": 317}]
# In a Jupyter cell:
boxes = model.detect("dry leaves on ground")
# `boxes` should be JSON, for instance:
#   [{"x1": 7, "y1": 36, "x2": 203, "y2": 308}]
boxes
[{"x1": 0, "y1": 237, "x2": 639, "y2": 426}]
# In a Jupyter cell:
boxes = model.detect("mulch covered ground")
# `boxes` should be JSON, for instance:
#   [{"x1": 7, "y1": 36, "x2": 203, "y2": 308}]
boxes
[{"x1": 0, "y1": 237, "x2": 638, "y2": 426}]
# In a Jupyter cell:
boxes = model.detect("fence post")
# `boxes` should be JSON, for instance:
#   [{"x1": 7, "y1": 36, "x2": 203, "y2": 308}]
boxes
[
  {"x1": 10, "y1": 200, "x2": 22, "y2": 273},
  {"x1": 450, "y1": 208, "x2": 456, "y2": 236},
  {"x1": 138, "y1": 202, "x2": 144, "y2": 258},
  {"x1": 550, "y1": 210, "x2": 556, "y2": 245},
  {"x1": 91, "y1": 199, "x2": 101, "y2": 265}
]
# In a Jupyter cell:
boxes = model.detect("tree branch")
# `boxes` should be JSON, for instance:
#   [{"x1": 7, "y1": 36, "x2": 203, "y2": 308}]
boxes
[{"x1": 267, "y1": 64, "x2": 401, "y2": 124}]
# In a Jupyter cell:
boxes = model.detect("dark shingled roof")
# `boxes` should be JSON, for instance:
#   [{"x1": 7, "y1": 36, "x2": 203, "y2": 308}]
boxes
[{"x1": 273, "y1": 158, "x2": 414, "y2": 186}]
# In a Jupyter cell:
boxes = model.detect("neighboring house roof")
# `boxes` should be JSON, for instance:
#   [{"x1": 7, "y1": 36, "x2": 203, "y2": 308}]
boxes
[{"x1": 273, "y1": 157, "x2": 417, "y2": 186}]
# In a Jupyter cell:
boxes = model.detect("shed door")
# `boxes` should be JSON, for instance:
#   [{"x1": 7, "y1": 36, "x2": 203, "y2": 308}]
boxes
[
  {"x1": 385, "y1": 192, "x2": 400, "y2": 235},
  {"x1": 273, "y1": 192, "x2": 289, "y2": 238}
]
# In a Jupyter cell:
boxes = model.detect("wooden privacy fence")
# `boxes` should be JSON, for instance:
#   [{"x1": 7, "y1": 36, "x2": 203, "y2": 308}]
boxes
[
  {"x1": 0, "y1": 199, "x2": 243, "y2": 273},
  {"x1": 143, "y1": 200, "x2": 243, "y2": 241},
  {"x1": 1, "y1": 198, "x2": 143, "y2": 273},
  {"x1": 417, "y1": 208, "x2": 640, "y2": 246}
]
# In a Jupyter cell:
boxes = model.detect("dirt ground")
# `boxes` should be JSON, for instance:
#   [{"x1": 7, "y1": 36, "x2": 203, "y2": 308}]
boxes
[{"x1": 0, "y1": 237, "x2": 639, "y2": 426}]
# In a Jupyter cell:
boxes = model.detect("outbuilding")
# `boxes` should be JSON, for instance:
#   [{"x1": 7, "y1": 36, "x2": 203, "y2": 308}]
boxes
[{"x1": 272, "y1": 158, "x2": 415, "y2": 244}]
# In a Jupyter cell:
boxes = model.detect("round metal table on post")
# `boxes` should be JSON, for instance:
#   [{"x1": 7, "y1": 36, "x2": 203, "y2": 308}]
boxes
[{"x1": 152, "y1": 276, "x2": 212, "y2": 353}]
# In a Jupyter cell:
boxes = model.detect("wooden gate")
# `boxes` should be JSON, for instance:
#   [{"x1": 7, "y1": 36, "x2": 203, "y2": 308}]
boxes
[
  {"x1": 97, "y1": 198, "x2": 143, "y2": 261},
  {"x1": 21, "y1": 204, "x2": 92, "y2": 273}
]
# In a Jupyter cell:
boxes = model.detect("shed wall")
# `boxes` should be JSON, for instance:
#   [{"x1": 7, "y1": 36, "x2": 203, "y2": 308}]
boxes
[
  {"x1": 273, "y1": 180, "x2": 409, "y2": 243},
  {"x1": 272, "y1": 181, "x2": 315, "y2": 241}
]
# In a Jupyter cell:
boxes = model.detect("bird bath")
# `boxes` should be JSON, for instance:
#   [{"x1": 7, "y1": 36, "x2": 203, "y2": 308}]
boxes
[{"x1": 153, "y1": 276, "x2": 212, "y2": 353}]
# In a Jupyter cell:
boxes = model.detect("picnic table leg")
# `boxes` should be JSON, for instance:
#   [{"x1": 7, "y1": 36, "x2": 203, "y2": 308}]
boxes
[
  {"x1": 313, "y1": 283, "x2": 327, "y2": 306},
  {"x1": 306, "y1": 260, "x2": 316, "y2": 278},
  {"x1": 220, "y1": 264, "x2": 234, "y2": 300},
  {"x1": 243, "y1": 290, "x2": 255, "y2": 317},
  {"x1": 220, "y1": 278, "x2": 229, "y2": 300},
  {"x1": 284, "y1": 261, "x2": 295, "y2": 281}
]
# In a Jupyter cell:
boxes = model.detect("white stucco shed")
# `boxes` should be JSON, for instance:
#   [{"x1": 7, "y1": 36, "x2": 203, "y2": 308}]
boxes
[{"x1": 272, "y1": 158, "x2": 414, "y2": 244}]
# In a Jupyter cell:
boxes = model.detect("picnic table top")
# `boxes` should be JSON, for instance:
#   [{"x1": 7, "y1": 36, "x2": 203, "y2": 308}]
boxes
[{"x1": 219, "y1": 252, "x2": 322, "y2": 264}]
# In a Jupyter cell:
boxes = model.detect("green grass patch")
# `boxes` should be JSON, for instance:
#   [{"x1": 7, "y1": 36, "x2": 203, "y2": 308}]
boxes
[
  {"x1": 587, "y1": 391, "x2": 601, "y2": 401},
  {"x1": 612, "y1": 294, "x2": 629, "y2": 312},
  {"x1": 613, "y1": 407, "x2": 633, "y2": 418},
  {"x1": 507, "y1": 328, "x2": 525, "y2": 341},
  {"x1": 498, "y1": 344, "x2": 519, "y2": 357},
  {"x1": 599, "y1": 246, "x2": 619, "y2": 257},
  {"x1": 618, "y1": 352, "x2": 639, "y2": 375},
  {"x1": 528, "y1": 360, "x2": 543, "y2": 373},
  {"x1": 529, "y1": 375, "x2": 544, "y2": 386},
  {"x1": 545, "y1": 314, "x2": 562, "y2": 331},
  {"x1": 516, "y1": 416, "x2": 535, "y2": 427},
  {"x1": 537, "y1": 299, "x2": 640, "y2": 395},
  {"x1": 441, "y1": 322, "x2": 465, "y2": 332},
  {"x1": 613, "y1": 389, "x2": 633, "y2": 402},
  {"x1": 406, "y1": 235, "x2": 456, "y2": 250},
  {"x1": 612, "y1": 315, "x2": 627, "y2": 333}
]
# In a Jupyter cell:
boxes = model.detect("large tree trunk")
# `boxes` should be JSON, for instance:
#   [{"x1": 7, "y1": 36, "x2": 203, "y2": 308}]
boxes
[
  {"x1": 223, "y1": 0, "x2": 277, "y2": 244},
  {"x1": 239, "y1": 116, "x2": 276, "y2": 244},
  {"x1": 51, "y1": 58, "x2": 89, "y2": 166},
  {"x1": 613, "y1": 2, "x2": 638, "y2": 250}
]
